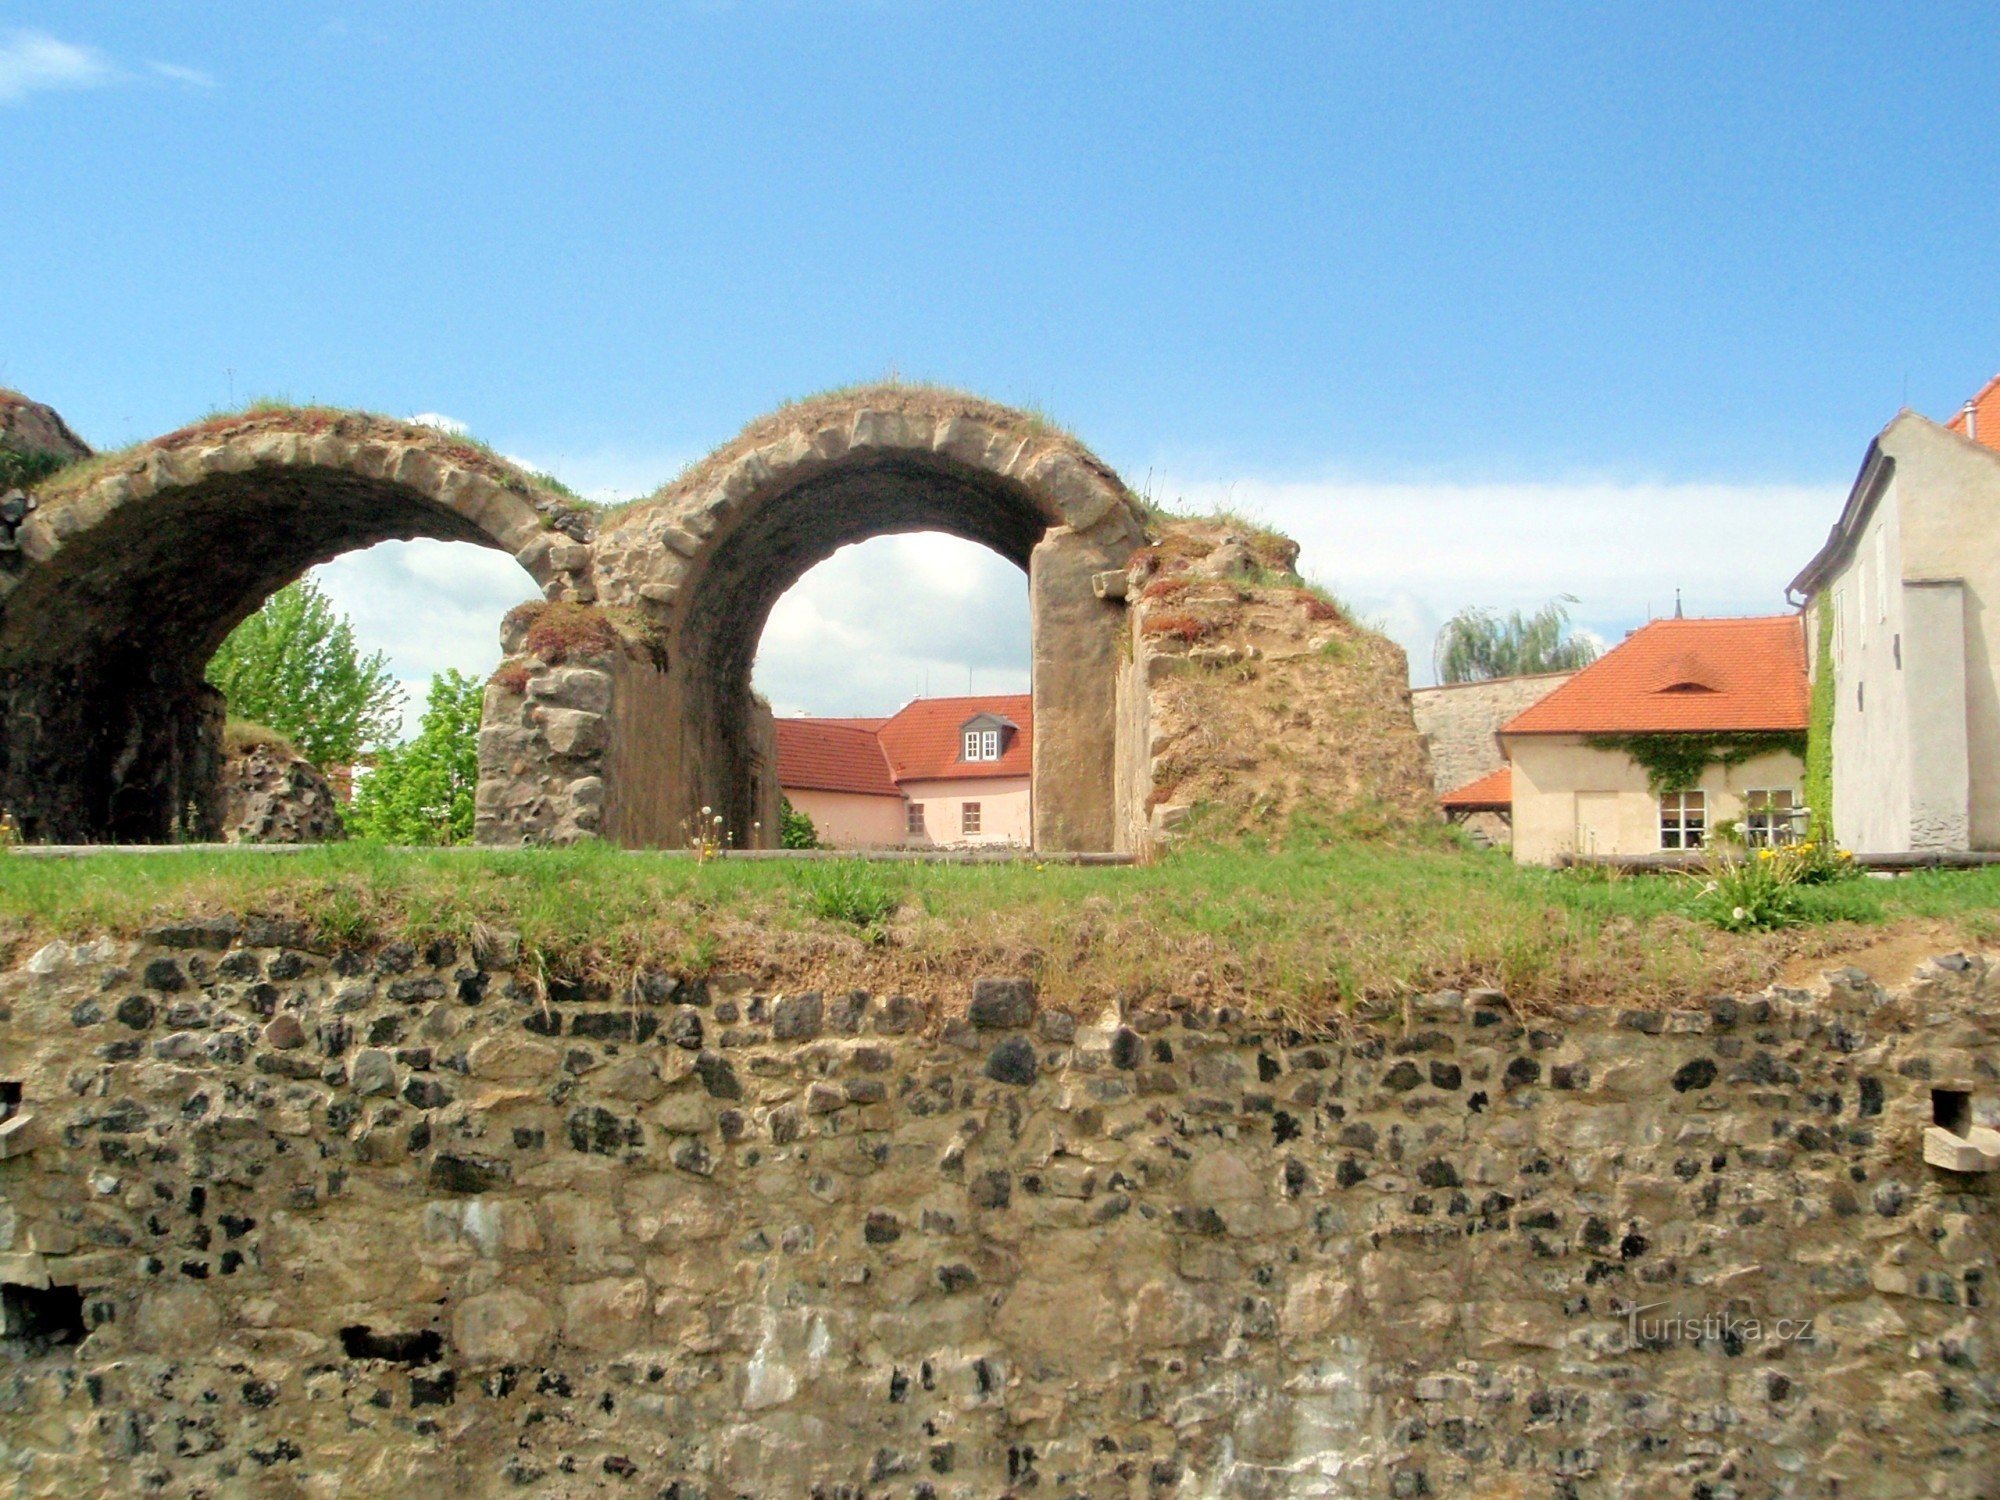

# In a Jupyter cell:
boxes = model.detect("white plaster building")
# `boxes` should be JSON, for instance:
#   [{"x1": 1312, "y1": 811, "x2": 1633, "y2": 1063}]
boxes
[{"x1": 1791, "y1": 382, "x2": 2000, "y2": 853}]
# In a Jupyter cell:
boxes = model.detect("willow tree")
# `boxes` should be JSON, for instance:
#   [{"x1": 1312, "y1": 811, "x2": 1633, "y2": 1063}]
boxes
[{"x1": 1433, "y1": 596, "x2": 1599, "y2": 684}]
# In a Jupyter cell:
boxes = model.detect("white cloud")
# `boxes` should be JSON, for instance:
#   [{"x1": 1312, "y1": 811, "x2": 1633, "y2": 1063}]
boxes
[
  {"x1": 408, "y1": 412, "x2": 470, "y2": 436},
  {"x1": 0, "y1": 30, "x2": 117, "y2": 104},
  {"x1": 755, "y1": 535, "x2": 1030, "y2": 717},
  {"x1": 305, "y1": 539, "x2": 541, "y2": 740},
  {"x1": 1150, "y1": 473, "x2": 1843, "y2": 682},
  {"x1": 147, "y1": 60, "x2": 215, "y2": 90}
]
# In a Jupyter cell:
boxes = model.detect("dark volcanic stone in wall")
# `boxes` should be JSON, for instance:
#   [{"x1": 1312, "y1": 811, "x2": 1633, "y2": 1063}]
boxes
[{"x1": 0, "y1": 931, "x2": 1995, "y2": 1497}]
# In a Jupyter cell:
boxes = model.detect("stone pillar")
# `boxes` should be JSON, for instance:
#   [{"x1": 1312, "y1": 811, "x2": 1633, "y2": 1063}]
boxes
[{"x1": 1030, "y1": 527, "x2": 1130, "y2": 852}]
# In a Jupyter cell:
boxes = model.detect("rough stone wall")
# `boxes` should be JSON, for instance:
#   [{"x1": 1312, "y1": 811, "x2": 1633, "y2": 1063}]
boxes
[
  {"x1": 0, "y1": 405, "x2": 576, "y2": 845},
  {"x1": 586, "y1": 388, "x2": 1149, "y2": 853},
  {"x1": 0, "y1": 391, "x2": 91, "y2": 466},
  {"x1": 4, "y1": 921, "x2": 1994, "y2": 1496},
  {"x1": 1410, "y1": 673, "x2": 1574, "y2": 798},
  {"x1": 1126, "y1": 522, "x2": 1436, "y2": 847},
  {"x1": 220, "y1": 742, "x2": 343, "y2": 844},
  {"x1": 474, "y1": 606, "x2": 635, "y2": 846}
]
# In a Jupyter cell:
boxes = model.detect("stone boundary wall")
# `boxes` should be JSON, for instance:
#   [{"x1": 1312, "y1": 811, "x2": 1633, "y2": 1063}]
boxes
[
  {"x1": 1410, "y1": 673, "x2": 1575, "y2": 798},
  {"x1": 1, "y1": 925, "x2": 1996, "y2": 1496}
]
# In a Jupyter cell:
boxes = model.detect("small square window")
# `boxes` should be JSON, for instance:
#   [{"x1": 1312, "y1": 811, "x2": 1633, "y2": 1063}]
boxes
[
  {"x1": 1660, "y1": 790, "x2": 1706, "y2": 850},
  {"x1": 1744, "y1": 789, "x2": 1803, "y2": 848},
  {"x1": 962, "y1": 802, "x2": 982, "y2": 835},
  {"x1": 905, "y1": 802, "x2": 925, "y2": 838}
]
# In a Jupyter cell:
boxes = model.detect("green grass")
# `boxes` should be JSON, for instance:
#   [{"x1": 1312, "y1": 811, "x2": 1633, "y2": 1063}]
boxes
[{"x1": 4, "y1": 842, "x2": 1998, "y2": 1020}]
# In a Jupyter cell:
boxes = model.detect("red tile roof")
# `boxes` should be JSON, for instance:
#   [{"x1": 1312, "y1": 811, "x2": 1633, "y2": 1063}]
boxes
[
  {"x1": 776, "y1": 694, "x2": 1034, "y2": 794},
  {"x1": 1501, "y1": 616, "x2": 1807, "y2": 736},
  {"x1": 1946, "y1": 373, "x2": 2000, "y2": 453},
  {"x1": 1440, "y1": 766, "x2": 1511, "y2": 810},
  {"x1": 774, "y1": 720, "x2": 898, "y2": 797},
  {"x1": 879, "y1": 694, "x2": 1033, "y2": 783}
]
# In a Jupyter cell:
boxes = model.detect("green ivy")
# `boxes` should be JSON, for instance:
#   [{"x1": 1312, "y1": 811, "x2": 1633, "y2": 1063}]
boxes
[
  {"x1": 1585, "y1": 730, "x2": 1808, "y2": 794},
  {"x1": 1804, "y1": 602, "x2": 1836, "y2": 842}
]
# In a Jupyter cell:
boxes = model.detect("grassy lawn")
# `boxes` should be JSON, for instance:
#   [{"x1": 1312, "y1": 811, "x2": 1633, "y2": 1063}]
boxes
[{"x1": 4, "y1": 840, "x2": 1998, "y2": 1020}]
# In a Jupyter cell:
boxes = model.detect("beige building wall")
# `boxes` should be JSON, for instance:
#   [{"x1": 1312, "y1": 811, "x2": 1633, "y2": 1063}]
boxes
[
  {"x1": 1814, "y1": 416, "x2": 1998, "y2": 851},
  {"x1": 1506, "y1": 735, "x2": 1806, "y2": 865},
  {"x1": 902, "y1": 776, "x2": 1031, "y2": 847},
  {"x1": 1411, "y1": 672, "x2": 1576, "y2": 796},
  {"x1": 784, "y1": 788, "x2": 909, "y2": 849}
]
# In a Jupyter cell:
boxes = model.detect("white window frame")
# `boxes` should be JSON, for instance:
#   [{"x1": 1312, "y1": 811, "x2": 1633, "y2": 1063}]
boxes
[
  {"x1": 961, "y1": 801, "x2": 982, "y2": 835},
  {"x1": 963, "y1": 728, "x2": 1000, "y2": 762},
  {"x1": 1659, "y1": 790, "x2": 1706, "y2": 851},
  {"x1": 1743, "y1": 788, "x2": 1803, "y2": 848},
  {"x1": 905, "y1": 801, "x2": 925, "y2": 838}
]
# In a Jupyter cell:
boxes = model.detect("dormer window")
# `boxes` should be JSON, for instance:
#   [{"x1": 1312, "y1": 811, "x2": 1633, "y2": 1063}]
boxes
[{"x1": 959, "y1": 711, "x2": 1016, "y2": 763}]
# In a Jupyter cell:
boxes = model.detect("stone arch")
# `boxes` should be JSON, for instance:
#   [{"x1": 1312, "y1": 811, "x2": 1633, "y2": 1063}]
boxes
[
  {"x1": 0, "y1": 409, "x2": 586, "y2": 843},
  {"x1": 497, "y1": 388, "x2": 1148, "y2": 851}
]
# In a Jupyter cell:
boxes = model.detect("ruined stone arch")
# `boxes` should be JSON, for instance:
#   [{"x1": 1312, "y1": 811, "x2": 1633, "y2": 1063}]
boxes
[
  {"x1": 485, "y1": 388, "x2": 1149, "y2": 851},
  {"x1": 0, "y1": 410, "x2": 584, "y2": 843}
]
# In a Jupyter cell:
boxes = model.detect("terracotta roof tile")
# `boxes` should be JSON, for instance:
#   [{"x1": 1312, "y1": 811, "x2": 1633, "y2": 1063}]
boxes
[
  {"x1": 774, "y1": 720, "x2": 898, "y2": 797},
  {"x1": 776, "y1": 695, "x2": 1034, "y2": 793},
  {"x1": 1440, "y1": 766, "x2": 1510, "y2": 810},
  {"x1": 878, "y1": 694, "x2": 1033, "y2": 783},
  {"x1": 1946, "y1": 372, "x2": 2000, "y2": 453},
  {"x1": 1501, "y1": 616, "x2": 1807, "y2": 735}
]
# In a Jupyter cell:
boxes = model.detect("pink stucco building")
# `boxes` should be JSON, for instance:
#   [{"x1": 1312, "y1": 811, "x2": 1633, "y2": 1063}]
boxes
[{"x1": 775, "y1": 695, "x2": 1032, "y2": 849}]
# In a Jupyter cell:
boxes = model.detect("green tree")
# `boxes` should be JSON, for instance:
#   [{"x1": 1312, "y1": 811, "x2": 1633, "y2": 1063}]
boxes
[
  {"x1": 1433, "y1": 595, "x2": 1600, "y2": 684},
  {"x1": 345, "y1": 670, "x2": 484, "y2": 845},
  {"x1": 206, "y1": 580, "x2": 402, "y2": 769},
  {"x1": 780, "y1": 796, "x2": 820, "y2": 850}
]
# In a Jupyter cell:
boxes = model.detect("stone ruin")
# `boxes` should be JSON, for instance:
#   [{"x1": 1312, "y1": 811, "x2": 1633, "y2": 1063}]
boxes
[
  {"x1": 0, "y1": 385, "x2": 1434, "y2": 852},
  {"x1": 0, "y1": 924, "x2": 1994, "y2": 1494}
]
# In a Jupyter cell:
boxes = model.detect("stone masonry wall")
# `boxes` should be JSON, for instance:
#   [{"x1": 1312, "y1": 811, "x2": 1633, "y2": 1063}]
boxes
[
  {"x1": 2, "y1": 924, "x2": 1997, "y2": 1496},
  {"x1": 1410, "y1": 674, "x2": 1575, "y2": 798}
]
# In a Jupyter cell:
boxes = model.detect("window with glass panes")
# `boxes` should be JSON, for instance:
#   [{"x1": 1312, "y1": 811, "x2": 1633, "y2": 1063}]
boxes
[
  {"x1": 905, "y1": 802, "x2": 925, "y2": 837},
  {"x1": 961, "y1": 802, "x2": 982, "y2": 834},
  {"x1": 1744, "y1": 789, "x2": 1802, "y2": 847},
  {"x1": 1659, "y1": 790, "x2": 1706, "y2": 850},
  {"x1": 963, "y1": 729, "x2": 1000, "y2": 761}
]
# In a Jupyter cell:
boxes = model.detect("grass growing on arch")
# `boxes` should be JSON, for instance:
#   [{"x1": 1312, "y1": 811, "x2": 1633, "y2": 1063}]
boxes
[{"x1": 4, "y1": 841, "x2": 2000, "y2": 1021}]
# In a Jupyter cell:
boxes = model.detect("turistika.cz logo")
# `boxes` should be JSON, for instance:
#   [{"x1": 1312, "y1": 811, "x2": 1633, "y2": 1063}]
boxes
[{"x1": 1625, "y1": 1303, "x2": 1815, "y2": 1349}]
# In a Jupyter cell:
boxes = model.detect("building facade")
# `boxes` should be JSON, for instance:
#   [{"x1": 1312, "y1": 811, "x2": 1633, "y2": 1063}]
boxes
[
  {"x1": 775, "y1": 695, "x2": 1032, "y2": 849},
  {"x1": 1493, "y1": 616, "x2": 1809, "y2": 865},
  {"x1": 1790, "y1": 396, "x2": 2000, "y2": 853}
]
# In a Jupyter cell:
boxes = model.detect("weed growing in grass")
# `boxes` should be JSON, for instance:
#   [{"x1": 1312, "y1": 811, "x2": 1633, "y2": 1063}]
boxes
[
  {"x1": 794, "y1": 860, "x2": 903, "y2": 932},
  {"x1": 1683, "y1": 842, "x2": 1864, "y2": 932},
  {"x1": 1684, "y1": 847, "x2": 1809, "y2": 931}
]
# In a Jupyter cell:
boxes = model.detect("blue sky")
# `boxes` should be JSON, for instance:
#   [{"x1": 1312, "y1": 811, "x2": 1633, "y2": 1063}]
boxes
[{"x1": 7, "y1": 4, "x2": 1998, "y2": 721}]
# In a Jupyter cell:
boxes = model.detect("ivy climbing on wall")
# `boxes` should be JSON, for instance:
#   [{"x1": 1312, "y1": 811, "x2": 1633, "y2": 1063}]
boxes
[{"x1": 1585, "y1": 731, "x2": 1809, "y2": 794}]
